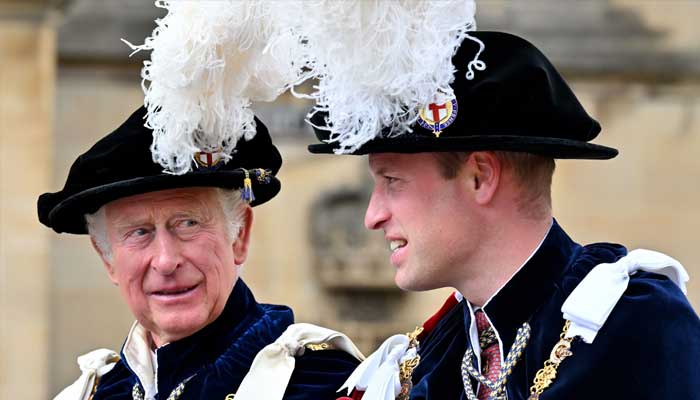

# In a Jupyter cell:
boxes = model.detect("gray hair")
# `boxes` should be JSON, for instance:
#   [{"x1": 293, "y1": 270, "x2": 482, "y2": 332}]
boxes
[{"x1": 85, "y1": 188, "x2": 247, "y2": 261}]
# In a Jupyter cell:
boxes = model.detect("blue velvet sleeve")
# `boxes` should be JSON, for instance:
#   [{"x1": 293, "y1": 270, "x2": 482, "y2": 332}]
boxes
[
  {"x1": 283, "y1": 349, "x2": 361, "y2": 400},
  {"x1": 605, "y1": 271, "x2": 700, "y2": 399},
  {"x1": 550, "y1": 270, "x2": 700, "y2": 400},
  {"x1": 91, "y1": 360, "x2": 137, "y2": 400}
]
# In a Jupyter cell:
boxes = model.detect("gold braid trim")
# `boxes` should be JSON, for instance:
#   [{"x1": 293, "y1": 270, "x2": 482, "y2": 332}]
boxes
[
  {"x1": 528, "y1": 320, "x2": 574, "y2": 399},
  {"x1": 305, "y1": 343, "x2": 330, "y2": 351},
  {"x1": 397, "y1": 327, "x2": 424, "y2": 400},
  {"x1": 88, "y1": 354, "x2": 120, "y2": 400}
]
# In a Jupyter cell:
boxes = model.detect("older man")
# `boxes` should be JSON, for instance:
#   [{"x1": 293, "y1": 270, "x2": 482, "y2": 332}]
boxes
[
  {"x1": 309, "y1": 32, "x2": 700, "y2": 399},
  {"x1": 40, "y1": 107, "x2": 360, "y2": 400}
]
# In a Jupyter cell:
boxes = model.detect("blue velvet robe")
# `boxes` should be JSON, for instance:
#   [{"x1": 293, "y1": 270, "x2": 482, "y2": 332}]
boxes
[
  {"x1": 92, "y1": 280, "x2": 359, "y2": 399},
  {"x1": 411, "y1": 221, "x2": 700, "y2": 399}
]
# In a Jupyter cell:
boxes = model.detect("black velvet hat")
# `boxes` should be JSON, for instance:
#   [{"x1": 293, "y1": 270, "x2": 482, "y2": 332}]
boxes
[
  {"x1": 38, "y1": 107, "x2": 282, "y2": 234},
  {"x1": 308, "y1": 31, "x2": 617, "y2": 159}
]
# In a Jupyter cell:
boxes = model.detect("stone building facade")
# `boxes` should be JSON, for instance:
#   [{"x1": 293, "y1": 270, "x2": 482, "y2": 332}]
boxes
[{"x1": 1, "y1": 1, "x2": 699, "y2": 398}]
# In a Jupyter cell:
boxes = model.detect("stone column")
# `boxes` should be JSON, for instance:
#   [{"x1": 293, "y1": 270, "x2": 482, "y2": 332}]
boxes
[{"x1": 0, "y1": 1, "x2": 58, "y2": 398}]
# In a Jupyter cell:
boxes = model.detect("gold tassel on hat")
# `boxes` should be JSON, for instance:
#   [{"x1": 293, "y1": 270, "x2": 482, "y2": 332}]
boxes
[{"x1": 241, "y1": 169, "x2": 255, "y2": 204}]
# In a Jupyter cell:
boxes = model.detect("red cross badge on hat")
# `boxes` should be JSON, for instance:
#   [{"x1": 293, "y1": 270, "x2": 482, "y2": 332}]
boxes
[
  {"x1": 194, "y1": 150, "x2": 224, "y2": 168},
  {"x1": 417, "y1": 96, "x2": 459, "y2": 138}
]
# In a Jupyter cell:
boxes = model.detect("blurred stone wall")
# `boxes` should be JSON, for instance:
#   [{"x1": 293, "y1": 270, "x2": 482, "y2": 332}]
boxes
[
  {"x1": 1, "y1": 2, "x2": 58, "y2": 399},
  {"x1": 0, "y1": 1, "x2": 698, "y2": 398}
]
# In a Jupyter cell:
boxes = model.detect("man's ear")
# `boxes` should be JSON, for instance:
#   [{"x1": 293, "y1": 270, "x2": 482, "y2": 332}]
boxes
[
  {"x1": 91, "y1": 237, "x2": 118, "y2": 285},
  {"x1": 466, "y1": 151, "x2": 501, "y2": 205},
  {"x1": 233, "y1": 206, "x2": 253, "y2": 265}
]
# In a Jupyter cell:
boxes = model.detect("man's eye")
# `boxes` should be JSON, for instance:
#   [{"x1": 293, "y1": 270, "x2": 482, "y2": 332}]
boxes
[
  {"x1": 385, "y1": 175, "x2": 399, "y2": 184},
  {"x1": 179, "y1": 219, "x2": 199, "y2": 229},
  {"x1": 128, "y1": 228, "x2": 149, "y2": 238}
]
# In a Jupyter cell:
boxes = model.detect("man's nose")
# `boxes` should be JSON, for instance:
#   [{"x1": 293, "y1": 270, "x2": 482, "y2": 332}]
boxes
[
  {"x1": 364, "y1": 189, "x2": 389, "y2": 230},
  {"x1": 150, "y1": 231, "x2": 183, "y2": 275}
]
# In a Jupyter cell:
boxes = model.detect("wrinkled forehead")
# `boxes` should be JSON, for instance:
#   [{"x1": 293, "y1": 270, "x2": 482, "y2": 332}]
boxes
[{"x1": 104, "y1": 187, "x2": 219, "y2": 223}]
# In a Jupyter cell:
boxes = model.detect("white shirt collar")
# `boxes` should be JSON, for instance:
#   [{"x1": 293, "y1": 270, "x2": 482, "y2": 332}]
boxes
[
  {"x1": 123, "y1": 321, "x2": 159, "y2": 399},
  {"x1": 460, "y1": 220, "x2": 553, "y2": 366}
]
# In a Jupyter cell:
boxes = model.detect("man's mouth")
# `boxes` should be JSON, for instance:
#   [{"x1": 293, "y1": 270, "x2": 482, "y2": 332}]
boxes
[
  {"x1": 152, "y1": 285, "x2": 197, "y2": 296},
  {"x1": 389, "y1": 239, "x2": 407, "y2": 252}
]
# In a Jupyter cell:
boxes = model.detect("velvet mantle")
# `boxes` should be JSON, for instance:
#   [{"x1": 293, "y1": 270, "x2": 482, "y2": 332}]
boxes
[
  {"x1": 92, "y1": 279, "x2": 359, "y2": 400},
  {"x1": 410, "y1": 221, "x2": 700, "y2": 399}
]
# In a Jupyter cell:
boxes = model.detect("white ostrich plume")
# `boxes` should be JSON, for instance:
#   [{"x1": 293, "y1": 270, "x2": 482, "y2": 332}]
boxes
[
  {"x1": 283, "y1": 0, "x2": 480, "y2": 154},
  {"x1": 124, "y1": 1, "x2": 304, "y2": 174}
]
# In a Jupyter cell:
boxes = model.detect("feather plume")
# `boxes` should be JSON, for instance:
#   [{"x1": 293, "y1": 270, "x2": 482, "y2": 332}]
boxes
[
  {"x1": 125, "y1": 1, "x2": 304, "y2": 174},
  {"x1": 279, "y1": 0, "x2": 479, "y2": 154}
]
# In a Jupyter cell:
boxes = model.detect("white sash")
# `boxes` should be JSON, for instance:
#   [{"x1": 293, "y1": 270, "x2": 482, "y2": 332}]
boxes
[
  {"x1": 235, "y1": 323, "x2": 364, "y2": 400},
  {"x1": 562, "y1": 249, "x2": 688, "y2": 343},
  {"x1": 53, "y1": 348, "x2": 119, "y2": 400}
]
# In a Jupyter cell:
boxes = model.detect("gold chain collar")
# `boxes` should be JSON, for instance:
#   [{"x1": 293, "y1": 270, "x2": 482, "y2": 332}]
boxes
[{"x1": 528, "y1": 320, "x2": 575, "y2": 399}]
